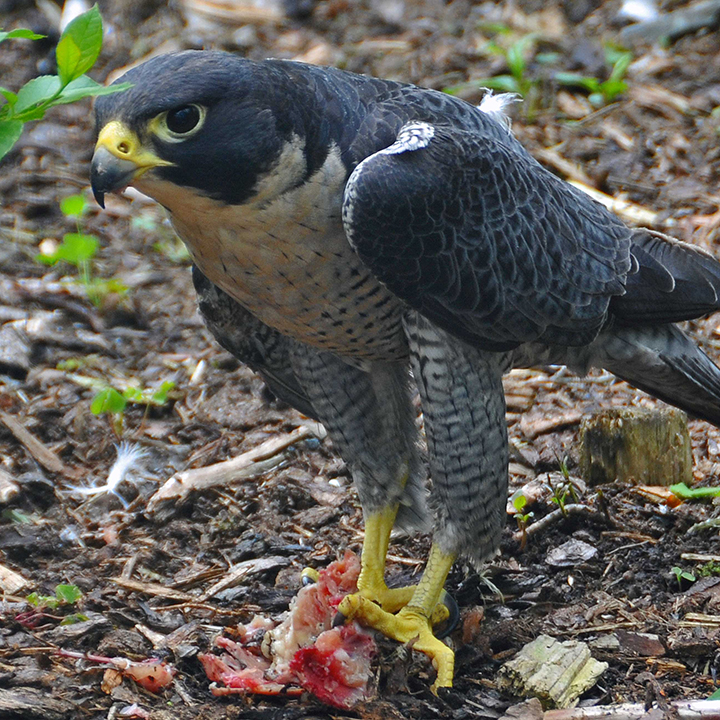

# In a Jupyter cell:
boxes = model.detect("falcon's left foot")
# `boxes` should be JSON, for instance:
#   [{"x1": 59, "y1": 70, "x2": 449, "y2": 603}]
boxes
[{"x1": 336, "y1": 542, "x2": 457, "y2": 692}]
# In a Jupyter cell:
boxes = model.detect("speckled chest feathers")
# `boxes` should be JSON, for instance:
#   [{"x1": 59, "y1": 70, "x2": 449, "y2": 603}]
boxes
[{"x1": 136, "y1": 137, "x2": 406, "y2": 362}]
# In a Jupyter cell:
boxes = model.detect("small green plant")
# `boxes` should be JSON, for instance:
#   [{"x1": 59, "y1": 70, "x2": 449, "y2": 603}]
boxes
[
  {"x1": 695, "y1": 561, "x2": 720, "y2": 578},
  {"x1": 19, "y1": 584, "x2": 87, "y2": 628},
  {"x1": 671, "y1": 565, "x2": 696, "y2": 591},
  {"x1": 548, "y1": 458, "x2": 579, "y2": 517},
  {"x1": 0, "y1": 6, "x2": 131, "y2": 161},
  {"x1": 445, "y1": 30, "x2": 545, "y2": 120},
  {"x1": 36, "y1": 194, "x2": 128, "y2": 307},
  {"x1": 484, "y1": 33, "x2": 538, "y2": 99},
  {"x1": 27, "y1": 583, "x2": 82, "y2": 609},
  {"x1": 90, "y1": 379, "x2": 176, "y2": 435},
  {"x1": 555, "y1": 48, "x2": 632, "y2": 108},
  {"x1": 511, "y1": 490, "x2": 534, "y2": 550}
]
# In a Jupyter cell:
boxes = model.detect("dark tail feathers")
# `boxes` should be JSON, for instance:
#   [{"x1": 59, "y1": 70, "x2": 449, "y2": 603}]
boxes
[
  {"x1": 610, "y1": 229, "x2": 720, "y2": 325},
  {"x1": 596, "y1": 324, "x2": 720, "y2": 427}
]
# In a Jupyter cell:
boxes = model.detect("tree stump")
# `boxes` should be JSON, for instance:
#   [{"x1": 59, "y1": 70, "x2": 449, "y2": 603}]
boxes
[{"x1": 579, "y1": 407, "x2": 691, "y2": 486}]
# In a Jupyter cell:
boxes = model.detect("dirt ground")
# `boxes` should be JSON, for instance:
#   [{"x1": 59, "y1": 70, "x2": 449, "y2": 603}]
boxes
[{"x1": 2, "y1": 1, "x2": 720, "y2": 718}]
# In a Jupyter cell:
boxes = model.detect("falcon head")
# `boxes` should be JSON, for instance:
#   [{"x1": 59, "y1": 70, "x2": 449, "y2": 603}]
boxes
[{"x1": 91, "y1": 51, "x2": 301, "y2": 208}]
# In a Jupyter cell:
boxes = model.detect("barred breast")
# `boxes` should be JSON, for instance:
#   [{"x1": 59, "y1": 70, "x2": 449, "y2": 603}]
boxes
[{"x1": 134, "y1": 143, "x2": 408, "y2": 363}]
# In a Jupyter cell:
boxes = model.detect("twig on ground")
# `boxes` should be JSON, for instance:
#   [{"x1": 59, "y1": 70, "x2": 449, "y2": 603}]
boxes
[
  {"x1": 514, "y1": 504, "x2": 600, "y2": 543},
  {"x1": 543, "y1": 699, "x2": 720, "y2": 719},
  {"x1": 146, "y1": 423, "x2": 325, "y2": 512}
]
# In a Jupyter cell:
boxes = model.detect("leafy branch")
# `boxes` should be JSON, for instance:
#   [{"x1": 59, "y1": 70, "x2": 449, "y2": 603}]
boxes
[{"x1": 0, "y1": 5, "x2": 131, "y2": 161}]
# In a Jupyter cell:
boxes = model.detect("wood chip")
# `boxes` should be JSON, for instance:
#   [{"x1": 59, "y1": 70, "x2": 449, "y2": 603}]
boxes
[
  {"x1": 497, "y1": 634, "x2": 608, "y2": 709},
  {"x1": 112, "y1": 578, "x2": 196, "y2": 602},
  {"x1": 680, "y1": 553, "x2": 720, "y2": 563},
  {"x1": 181, "y1": 0, "x2": 283, "y2": 25},
  {"x1": 0, "y1": 562, "x2": 30, "y2": 594},
  {"x1": 201, "y1": 556, "x2": 287, "y2": 600},
  {"x1": 678, "y1": 612, "x2": 720, "y2": 627},
  {"x1": 629, "y1": 84, "x2": 692, "y2": 117},
  {"x1": 0, "y1": 410, "x2": 77, "y2": 478},
  {"x1": 0, "y1": 468, "x2": 19, "y2": 504},
  {"x1": 614, "y1": 630, "x2": 665, "y2": 657}
]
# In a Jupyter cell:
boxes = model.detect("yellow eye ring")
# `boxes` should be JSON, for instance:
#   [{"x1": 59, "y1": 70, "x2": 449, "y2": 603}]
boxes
[{"x1": 152, "y1": 104, "x2": 206, "y2": 142}]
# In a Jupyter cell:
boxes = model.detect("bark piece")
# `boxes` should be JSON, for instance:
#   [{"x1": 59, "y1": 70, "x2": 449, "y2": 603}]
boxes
[
  {"x1": 545, "y1": 539, "x2": 598, "y2": 568},
  {"x1": 0, "y1": 687, "x2": 77, "y2": 720},
  {"x1": 497, "y1": 634, "x2": 608, "y2": 709},
  {"x1": 579, "y1": 408, "x2": 691, "y2": 486},
  {"x1": 614, "y1": 630, "x2": 665, "y2": 657}
]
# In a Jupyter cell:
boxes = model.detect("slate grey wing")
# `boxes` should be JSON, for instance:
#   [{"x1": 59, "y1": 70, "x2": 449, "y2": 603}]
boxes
[
  {"x1": 510, "y1": 223, "x2": 720, "y2": 427},
  {"x1": 342, "y1": 121, "x2": 634, "y2": 351},
  {"x1": 611, "y1": 228, "x2": 720, "y2": 325},
  {"x1": 192, "y1": 266, "x2": 318, "y2": 420}
]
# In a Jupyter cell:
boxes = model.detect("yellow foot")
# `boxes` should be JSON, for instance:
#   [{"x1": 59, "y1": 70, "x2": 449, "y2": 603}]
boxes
[
  {"x1": 336, "y1": 596, "x2": 454, "y2": 692},
  {"x1": 353, "y1": 582, "x2": 453, "y2": 632}
]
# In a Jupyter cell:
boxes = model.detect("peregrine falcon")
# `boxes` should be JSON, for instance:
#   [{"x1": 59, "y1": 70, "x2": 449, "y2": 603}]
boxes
[{"x1": 90, "y1": 51, "x2": 720, "y2": 691}]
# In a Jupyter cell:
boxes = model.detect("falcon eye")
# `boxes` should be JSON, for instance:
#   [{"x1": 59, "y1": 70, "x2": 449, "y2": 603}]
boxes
[
  {"x1": 155, "y1": 104, "x2": 206, "y2": 141},
  {"x1": 167, "y1": 105, "x2": 200, "y2": 134}
]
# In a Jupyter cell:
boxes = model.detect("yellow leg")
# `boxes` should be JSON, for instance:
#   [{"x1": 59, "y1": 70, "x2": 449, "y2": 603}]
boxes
[
  {"x1": 355, "y1": 505, "x2": 411, "y2": 610},
  {"x1": 337, "y1": 542, "x2": 457, "y2": 692},
  {"x1": 353, "y1": 508, "x2": 450, "y2": 623}
]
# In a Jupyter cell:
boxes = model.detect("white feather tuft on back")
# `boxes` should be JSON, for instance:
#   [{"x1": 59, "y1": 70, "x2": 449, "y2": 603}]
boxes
[{"x1": 478, "y1": 91, "x2": 521, "y2": 130}]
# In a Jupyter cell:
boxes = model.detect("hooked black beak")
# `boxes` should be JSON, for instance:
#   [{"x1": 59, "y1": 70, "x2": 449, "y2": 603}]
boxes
[
  {"x1": 91, "y1": 121, "x2": 173, "y2": 208},
  {"x1": 90, "y1": 146, "x2": 139, "y2": 209}
]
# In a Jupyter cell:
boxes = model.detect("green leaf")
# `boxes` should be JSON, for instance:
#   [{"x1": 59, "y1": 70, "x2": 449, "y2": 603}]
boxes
[
  {"x1": 55, "y1": 77, "x2": 132, "y2": 106},
  {"x1": 1, "y1": 507, "x2": 33, "y2": 524},
  {"x1": 26, "y1": 592, "x2": 43, "y2": 607},
  {"x1": 56, "y1": 5, "x2": 103, "y2": 86},
  {"x1": 27, "y1": 592, "x2": 59, "y2": 609},
  {"x1": 55, "y1": 583, "x2": 82, "y2": 605},
  {"x1": 14, "y1": 75, "x2": 61, "y2": 115},
  {"x1": 151, "y1": 380, "x2": 175, "y2": 405},
  {"x1": 0, "y1": 119, "x2": 23, "y2": 161},
  {"x1": 58, "y1": 232, "x2": 99, "y2": 264},
  {"x1": 60, "y1": 194, "x2": 88, "y2": 217},
  {"x1": 0, "y1": 87, "x2": 18, "y2": 106},
  {"x1": 555, "y1": 72, "x2": 600, "y2": 93},
  {"x1": 91, "y1": 387, "x2": 127, "y2": 415},
  {"x1": 609, "y1": 52, "x2": 632, "y2": 83},
  {"x1": 0, "y1": 28, "x2": 46, "y2": 44},
  {"x1": 670, "y1": 482, "x2": 720, "y2": 500},
  {"x1": 599, "y1": 79, "x2": 627, "y2": 103},
  {"x1": 510, "y1": 490, "x2": 527, "y2": 512},
  {"x1": 122, "y1": 386, "x2": 144, "y2": 403},
  {"x1": 60, "y1": 612, "x2": 90, "y2": 625},
  {"x1": 709, "y1": 687, "x2": 720, "y2": 700}
]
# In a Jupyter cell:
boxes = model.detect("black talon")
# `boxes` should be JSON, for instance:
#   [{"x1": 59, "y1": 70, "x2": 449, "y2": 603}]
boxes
[
  {"x1": 332, "y1": 611, "x2": 347, "y2": 628},
  {"x1": 433, "y1": 589, "x2": 460, "y2": 639}
]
